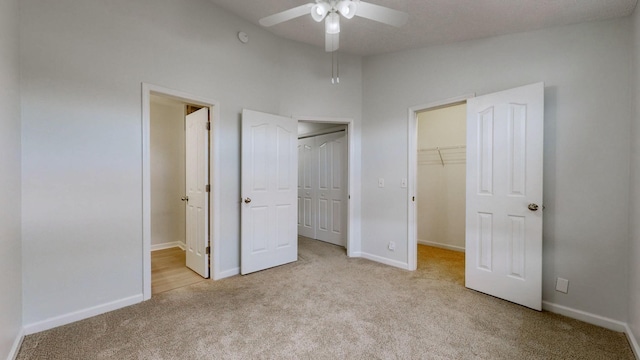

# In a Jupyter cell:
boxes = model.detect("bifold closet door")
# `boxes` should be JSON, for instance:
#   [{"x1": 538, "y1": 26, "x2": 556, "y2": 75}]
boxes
[{"x1": 298, "y1": 137, "x2": 315, "y2": 238}]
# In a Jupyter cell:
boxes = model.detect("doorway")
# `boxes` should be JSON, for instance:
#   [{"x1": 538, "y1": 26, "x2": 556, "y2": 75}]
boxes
[
  {"x1": 297, "y1": 121, "x2": 348, "y2": 249},
  {"x1": 142, "y1": 84, "x2": 221, "y2": 300},
  {"x1": 415, "y1": 103, "x2": 467, "y2": 281},
  {"x1": 408, "y1": 95, "x2": 472, "y2": 271},
  {"x1": 149, "y1": 96, "x2": 209, "y2": 294}
]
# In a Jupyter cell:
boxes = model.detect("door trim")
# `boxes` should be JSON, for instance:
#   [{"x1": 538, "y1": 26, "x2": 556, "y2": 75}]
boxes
[
  {"x1": 141, "y1": 83, "x2": 221, "y2": 300},
  {"x1": 295, "y1": 116, "x2": 358, "y2": 257},
  {"x1": 407, "y1": 94, "x2": 474, "y2": 271}
]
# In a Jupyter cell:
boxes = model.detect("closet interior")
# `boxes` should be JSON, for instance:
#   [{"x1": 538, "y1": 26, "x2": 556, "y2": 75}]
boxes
[{"x1": 417, "y1": 103, "x2": 467, "y2": 253}]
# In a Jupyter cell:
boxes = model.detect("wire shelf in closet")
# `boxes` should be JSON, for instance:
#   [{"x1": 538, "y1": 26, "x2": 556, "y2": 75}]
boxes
[{"x1": 417, "y1": 145, "x2": 466, "y2": 166}]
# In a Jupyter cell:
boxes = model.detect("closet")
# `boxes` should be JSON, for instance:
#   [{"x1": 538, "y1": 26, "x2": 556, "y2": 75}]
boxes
[
  {"x1": 416, "y1": 104, "x2": 466, "y2": 252},
  {"x1": 298, "y1": 125, "x2": 347, "y2": 247}
]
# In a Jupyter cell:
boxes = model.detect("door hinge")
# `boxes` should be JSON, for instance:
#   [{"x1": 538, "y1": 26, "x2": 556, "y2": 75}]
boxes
[
  {"x1": 412, "y1": 196, "x2": 415, "y2": 202},
  {"x1": 206, "y1": 246, "x2": 210, "y2": 255},
  {"x1": 206, "y1": 122, "x2": 211, "y2": 131},
  {"x1": 206, "y1": 184, "x2": 210, "y2": 192}
]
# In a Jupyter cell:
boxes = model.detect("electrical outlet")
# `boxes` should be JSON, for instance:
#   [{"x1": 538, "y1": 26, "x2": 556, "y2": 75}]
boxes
[
  {"x1": 378, "y1": 178, "x2": 385, "y2": 188},
  {"x1": 556, "y1": 277, "x2": 569, "y2": 294},
  {"x1": 388, "y1": 241, "x2": 395, "y2": 251}
]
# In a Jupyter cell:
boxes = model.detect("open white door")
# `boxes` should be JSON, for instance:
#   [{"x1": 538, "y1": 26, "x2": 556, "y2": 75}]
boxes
[
  {"x1": 185, "y1": 107, "x2": 209, "y2": 278},
  {"x1": 298, "y1": 137, "x2": 315, "y2": 238},
  {"x1": 241, "y1": 109, "x2": 298, "y2": 275},
  {"x1": 315, "y1": 131, "x2": 347, "y2": 247},
  {"x1": 465, "y1": 82, "x2": 544, "y2": 310}
]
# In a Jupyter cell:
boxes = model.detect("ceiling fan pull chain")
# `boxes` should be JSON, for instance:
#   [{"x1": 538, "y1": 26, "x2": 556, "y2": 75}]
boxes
[
  {"x1": 336, "y1": 51, "x2": 340, "y2": 84},
  {"x1": 331, "y1": 50, "x2": 335, "y2": 84}
]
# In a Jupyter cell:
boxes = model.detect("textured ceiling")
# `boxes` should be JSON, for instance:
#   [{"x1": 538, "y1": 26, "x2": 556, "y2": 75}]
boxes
[{"x1": 208, "y1": 0, "x2": 637, "y2": 56}]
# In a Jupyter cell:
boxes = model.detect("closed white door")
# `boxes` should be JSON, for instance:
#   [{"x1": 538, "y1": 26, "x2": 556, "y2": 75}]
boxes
[
  {"x1": 465, "y1": 82, "x2": 544, "y2": 310},
  {"x1": 298, "y1": 138, "x2": 315, "y2": 238},
  {"x1": 185, "y1": 107, "x2": 209, "y2": 278},
  {"x1": 315, "y1": 132, "x2": 347, "y2": 247},
  {"x1": 241, "y1": 109, "x2": 298, "y2": 275}
]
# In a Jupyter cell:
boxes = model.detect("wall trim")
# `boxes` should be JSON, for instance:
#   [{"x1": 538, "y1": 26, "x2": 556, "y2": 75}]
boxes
[
  {"x1": 359, "y1": 252, "x2": 410, "y2": 270},
  {"x1": 8, "y1": 328, "x2": 25, "y2": 360},
  {"x1": 542, "y1": 301, "x2": 626, "y2": 332},
  {"x1": 23, "y1": 295, "x2": 143, "y2": 335},
  {"x1": 624, "y1": 324, "x2": 640, "y2": 359},
  {"x1": 418, "y1": 239, "x2": 465, "y2": 252},
  {"x1": 543, "y1": 302, "x2": 639, "y2": 357},
  {"x1": 150, "y1": 241, "x2": 184, "y2": 252},
  {"x1": 216, "y1": 267, "x2": 240, "y2": 280}
]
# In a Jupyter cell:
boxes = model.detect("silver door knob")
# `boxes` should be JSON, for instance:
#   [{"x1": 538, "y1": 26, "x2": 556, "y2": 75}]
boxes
[
  {"x1": 244, "y1": 197, "x2": 252, "y2": 204},
  {"x1": 181, "y1": 196, "x2": 189, "y2": 202},
  {"x1": 528, "y1": 203, "x2": 539, "y2": 211}
]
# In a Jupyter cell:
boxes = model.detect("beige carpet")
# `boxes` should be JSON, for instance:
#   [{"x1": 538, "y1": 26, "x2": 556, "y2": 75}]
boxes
[{"x1": 17, "y1": 237, "x2": 634, "y2": 359}]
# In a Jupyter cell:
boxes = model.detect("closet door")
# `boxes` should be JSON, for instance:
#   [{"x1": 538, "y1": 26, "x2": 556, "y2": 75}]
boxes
[
  {"x1": 298, "y1": 138, "x2": 315, "y2": 238},
  {"x1": 315, "y1": 132, "x2": 347, "y2": 247}
]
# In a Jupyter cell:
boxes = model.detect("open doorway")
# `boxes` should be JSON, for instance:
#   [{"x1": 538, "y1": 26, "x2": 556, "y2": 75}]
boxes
[
  {"x1": 415, "y1": 103, "x2": 466, "y2": 283},
  {"x1": 142, "y1": 84, "x2": 221, "y2": 300},
  {"x1": 149, "y1": 95, "x2": 209, "y2": 294},
  {"x1": 297, "y1": 121, "x2": 349, "y2": 252}
]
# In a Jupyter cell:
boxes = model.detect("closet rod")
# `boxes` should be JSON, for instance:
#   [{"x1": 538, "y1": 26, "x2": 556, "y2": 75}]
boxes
[
  {"x1": 298, "y1": 129, "x2": 345, "y2": 140},
  {"x1": 418, "y1": 144, "x2": 466, "y2": 152}
]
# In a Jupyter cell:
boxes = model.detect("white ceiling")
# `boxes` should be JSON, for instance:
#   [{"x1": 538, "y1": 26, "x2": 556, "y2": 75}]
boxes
[{"x1": 208, "y1": 0, "x2": 637, "y2": 56}]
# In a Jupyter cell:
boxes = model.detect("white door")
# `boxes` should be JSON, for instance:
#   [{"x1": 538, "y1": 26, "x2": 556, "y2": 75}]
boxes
[
  {"x1": 241, "y1": 109, "x2": 298, "y2": 275},
  {"x1": 465, "y1": 82, "x2": 544, "y2": 310},
  {"x1": 315, "y1": 132, "x2": 347, "y2": 246},
  {"x1": 298, "y1": 137, "x2": 315, "y2": 238},
  {"x1": 185, "y1": 107, "x2": 209, "y2": 278}
]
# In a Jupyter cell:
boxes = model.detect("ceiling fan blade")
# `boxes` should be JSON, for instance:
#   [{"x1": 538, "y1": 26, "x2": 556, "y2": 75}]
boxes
[
  {"x1": 325, "y1": 32, "x2": 339, "y2": 52},
  {"x1": 259, "y1": 3, "x2": 314, "y2": 27},
  {"x1": 354, "y1": 1, "x2": 408, "y2": 27}
]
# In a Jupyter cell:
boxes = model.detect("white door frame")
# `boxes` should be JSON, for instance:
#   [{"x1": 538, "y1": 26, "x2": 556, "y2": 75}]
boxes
[
  {"x1": 142, "y1": 83, "x2": 222, "y2": 300},
  {"x1": 407, "y1": 94, "x2": 474, "y2": 271},
  {"x1": 296, "y1": 116, "x2": 357, "y2": 257}
]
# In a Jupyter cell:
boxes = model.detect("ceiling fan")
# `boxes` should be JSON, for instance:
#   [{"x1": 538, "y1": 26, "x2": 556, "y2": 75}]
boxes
[{"x1": 259, "y1": 0, "x2": 409, "y2": 52}]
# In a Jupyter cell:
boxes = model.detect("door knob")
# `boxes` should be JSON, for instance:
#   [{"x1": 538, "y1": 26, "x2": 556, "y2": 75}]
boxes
[
  {"x1": 181, "y1": 196, "x2": 189, "y2": 202},
  {"x1": 528, "y1": 203, "x2": 539, "y2": 211},
  {"x1": 244, "y1": 197, "x2": 252, "y2": 204}
]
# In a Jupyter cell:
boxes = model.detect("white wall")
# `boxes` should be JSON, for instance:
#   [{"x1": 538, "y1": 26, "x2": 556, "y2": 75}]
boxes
[
  {"x1": 416, "y1": 105, "x2": 466, "y2": 251},
  {"x1": 0, "y1": 0, "x2": 23, "y2": 356},
  {"x1": 629, "y1": 3, "x2": 640, "y2": 352},
  {"x1": 150, "y1": 96, "x2": 186, "y2": 247},
  {"x1": 20, "y1": 0, "x2": 362, "y2": 327},
  {"x1": 362, "y1": 19, "x2": 631, "y2": 321}
]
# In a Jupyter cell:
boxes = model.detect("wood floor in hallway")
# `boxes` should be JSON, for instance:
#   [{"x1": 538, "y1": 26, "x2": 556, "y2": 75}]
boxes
[{"x1": 152, "y1": 247, "x2": 206, "y2": 295}]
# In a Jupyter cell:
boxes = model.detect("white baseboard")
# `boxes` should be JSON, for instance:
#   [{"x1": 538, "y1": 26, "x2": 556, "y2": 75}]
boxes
[
  {"x1": 7, "y1": 327, "x2": 24, "y2": 360},
  {"x1": 359, "y1": 252, "x2": 410, "y2": 270},
  {"x1": 624, "y1": 324, "x2": 640, "y2": 359},
  {"x1": 542, "y1": 301, "x2": 627, "y2": 332},
  {"x1": 151, "y1": 241, "x2": 185, "y2": 251},
  {"x1": 23, "y1": 294, "x2": 143, "y2": 335},
  {"x1": 216, "y1": 267, "x2": 239, "y2": 280},
  {"x1": 418, "y1": 239, "x2": 465, "y2": 252}
]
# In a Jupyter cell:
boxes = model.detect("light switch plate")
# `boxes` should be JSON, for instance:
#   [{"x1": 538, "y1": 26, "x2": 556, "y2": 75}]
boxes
[
  {"x1": 378, "y1": 178, "x2": 385, "y2": 188},
  {"x1": 401, "y1": 178, "x2": 407, "y2": 188}
]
